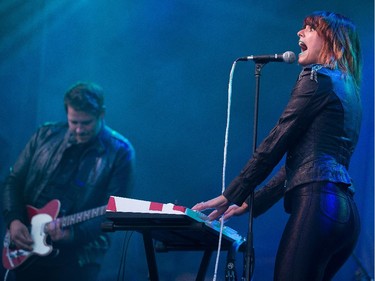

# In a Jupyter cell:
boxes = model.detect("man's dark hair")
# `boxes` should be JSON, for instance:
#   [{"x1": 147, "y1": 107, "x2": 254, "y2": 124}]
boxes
[{"x1": 64, "y1": 82, "x2": 105, "y2": 116}]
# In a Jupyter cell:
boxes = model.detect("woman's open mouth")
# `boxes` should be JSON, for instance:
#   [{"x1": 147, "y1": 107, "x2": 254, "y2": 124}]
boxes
[{"x1": 298, "y1": 40, "x2": 307, "y2": 54}]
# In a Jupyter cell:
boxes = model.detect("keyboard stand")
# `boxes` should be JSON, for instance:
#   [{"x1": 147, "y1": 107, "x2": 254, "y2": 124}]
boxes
[{"x1": 101, "y1": 214, "x2": 245, "y2": 281}]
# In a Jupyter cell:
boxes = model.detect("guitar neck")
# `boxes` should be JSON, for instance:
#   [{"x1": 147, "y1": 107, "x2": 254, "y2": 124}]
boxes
[{"x1": 60, "y1": 205, "x2": 107, "y2": 228}]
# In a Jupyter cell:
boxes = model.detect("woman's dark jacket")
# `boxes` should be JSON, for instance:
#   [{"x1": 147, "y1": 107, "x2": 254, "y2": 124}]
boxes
[{"x1": 224, "y1": 65, "x2": 362, "y2": 211}]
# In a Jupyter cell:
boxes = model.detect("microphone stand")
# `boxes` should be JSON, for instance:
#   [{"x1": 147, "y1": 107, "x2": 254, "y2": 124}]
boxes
[{"x1": 243, "y1": 62, "x2": 266, "y2": 281}]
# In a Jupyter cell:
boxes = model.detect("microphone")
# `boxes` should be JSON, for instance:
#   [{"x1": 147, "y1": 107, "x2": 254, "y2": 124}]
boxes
[{"x1": 237, "y1": 51, "x2": 296, "y2": 64}]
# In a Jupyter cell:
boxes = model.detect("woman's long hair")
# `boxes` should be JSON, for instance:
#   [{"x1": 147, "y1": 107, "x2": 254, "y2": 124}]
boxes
[{"x1": 303, "y1": 11, "x2": 362, "y2": 90}]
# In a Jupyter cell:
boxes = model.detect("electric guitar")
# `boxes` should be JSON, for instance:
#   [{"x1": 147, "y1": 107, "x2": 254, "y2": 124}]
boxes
[{"x1": 2, "y1": 199, "x2": 107, "y2": 271}]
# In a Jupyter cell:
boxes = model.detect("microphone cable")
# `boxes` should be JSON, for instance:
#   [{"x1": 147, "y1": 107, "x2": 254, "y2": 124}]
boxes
[{"x1": 212, "y1": 59, "x2": 238, "y2": 281}]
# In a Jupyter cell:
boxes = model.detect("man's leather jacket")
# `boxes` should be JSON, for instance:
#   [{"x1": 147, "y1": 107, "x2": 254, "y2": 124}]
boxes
[
  {"x1": 2, "y1": 122, "x2": 135, "y2": 264},
  {"x1": 224, "y1": 65, "x2": 362, "y2": 210}
]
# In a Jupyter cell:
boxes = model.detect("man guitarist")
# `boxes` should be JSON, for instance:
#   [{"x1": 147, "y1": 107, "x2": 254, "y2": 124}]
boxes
[{"x1": 2, "y1": 82, "x2": 135, "y2": 281}]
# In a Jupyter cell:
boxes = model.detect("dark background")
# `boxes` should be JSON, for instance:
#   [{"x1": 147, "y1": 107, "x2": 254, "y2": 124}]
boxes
[{"x1": 0, "y1": 1, "x2": 373, "y2": 280}]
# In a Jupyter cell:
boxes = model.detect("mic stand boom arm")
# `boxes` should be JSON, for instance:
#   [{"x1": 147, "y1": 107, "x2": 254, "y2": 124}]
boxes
[{"x1": 243, "y1": 62, "x2": 265, "y2": 281}]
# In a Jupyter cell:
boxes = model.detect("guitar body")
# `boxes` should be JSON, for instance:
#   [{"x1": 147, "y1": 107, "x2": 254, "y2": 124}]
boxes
[
  {"x1": 2, "y1": 200, "x2": 107, "y2": 271},
  {"x1": 2, "y1": 200, "x2": 61, "y2": 271}
]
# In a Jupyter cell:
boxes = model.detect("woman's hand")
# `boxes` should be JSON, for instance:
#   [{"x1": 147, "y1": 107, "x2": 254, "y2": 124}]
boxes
[
  {"x1": 192, "y1": 195, "x2": 230, "y2": 221},
  {"x1": 222, "y1": 202, "x2": 248, "y2": 221}
]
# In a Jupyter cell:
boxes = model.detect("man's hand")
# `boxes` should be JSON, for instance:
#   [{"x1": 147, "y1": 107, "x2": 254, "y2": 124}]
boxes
[
  {"x1": 45, "y1": 219, "x2": 72, "y2": 242},
  {"x1": 9, "y1": 220, "x2": 33, "y2": 251}
]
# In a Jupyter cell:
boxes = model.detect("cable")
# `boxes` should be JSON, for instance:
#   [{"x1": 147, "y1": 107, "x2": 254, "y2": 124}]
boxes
[
  {"x1": 3, "y1": 269, "x2": 9, "y2": 281},
  {"x1": 212, "y1": 60, "x2": 238, "y2": 281},
  {"x1": 116, "y1": 231, "x2": 134, "y2": 281},
  {"x1": 352, "y1": 253, "x2": 374, "y2": 281}
]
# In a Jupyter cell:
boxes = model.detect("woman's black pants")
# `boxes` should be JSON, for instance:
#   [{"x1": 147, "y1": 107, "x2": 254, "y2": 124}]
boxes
[{"x1": 275, "y1": 181, "x2": 360, "y2": 281}]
